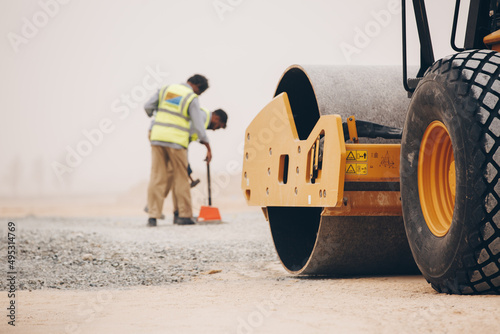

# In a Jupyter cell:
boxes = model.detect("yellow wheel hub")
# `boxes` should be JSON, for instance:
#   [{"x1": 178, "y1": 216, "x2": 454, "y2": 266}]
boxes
[{"x1": 418, "y1": 121, "x2": 456, "y2": 237}]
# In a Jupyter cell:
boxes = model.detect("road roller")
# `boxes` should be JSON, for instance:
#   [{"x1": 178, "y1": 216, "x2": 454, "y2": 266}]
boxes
[{"x1": 242, "y1": 0, "x2": 500, "y2": 294}]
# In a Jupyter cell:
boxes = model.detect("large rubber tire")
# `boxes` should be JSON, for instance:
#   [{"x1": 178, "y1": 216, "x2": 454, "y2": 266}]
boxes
[{"x1": 401, "y1": 49, "x2": 500, "y2": 294}]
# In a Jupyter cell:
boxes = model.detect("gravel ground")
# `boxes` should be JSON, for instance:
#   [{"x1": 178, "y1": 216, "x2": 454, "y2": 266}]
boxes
[
  {"x1": 4, "y1": 211, "x2": 500, "y2": 334},
  {"x1": 0, "y1": 210, "x2": 276, "y2": 291}
]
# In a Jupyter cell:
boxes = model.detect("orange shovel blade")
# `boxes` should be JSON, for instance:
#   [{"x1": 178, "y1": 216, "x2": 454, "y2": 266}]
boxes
[{"x1": 197, "y1": 206, "x2": 221, "y2": 222}]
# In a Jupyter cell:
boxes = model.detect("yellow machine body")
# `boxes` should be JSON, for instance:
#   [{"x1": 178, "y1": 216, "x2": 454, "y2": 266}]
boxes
[
  {"x1": 242, "y1": 92, "x2": 402, "y2": 216},
  {"x1": 484, "y1": 29, "x2": 500, "y2": 51}
]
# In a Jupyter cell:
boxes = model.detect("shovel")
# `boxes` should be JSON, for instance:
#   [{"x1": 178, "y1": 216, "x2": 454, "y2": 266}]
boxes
[{"x1": 197, "y1": 162, "x2": 222, "y2": 222}]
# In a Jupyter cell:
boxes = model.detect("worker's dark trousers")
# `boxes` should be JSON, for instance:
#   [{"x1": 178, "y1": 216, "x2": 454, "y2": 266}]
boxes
[{"x1": 147, "y1": 145, "x2": 191, "y2": 219}]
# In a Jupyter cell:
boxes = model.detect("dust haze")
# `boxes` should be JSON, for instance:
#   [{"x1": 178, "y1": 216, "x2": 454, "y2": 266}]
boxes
[{"x1": 0, "y1": 0, "x2": 465, "y2": 204}]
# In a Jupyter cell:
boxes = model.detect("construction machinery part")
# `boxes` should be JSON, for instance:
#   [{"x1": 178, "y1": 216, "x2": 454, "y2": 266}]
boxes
[
  {"x1": 274, "y1": 65, "x2": 409, "y2": 134},
  {"x1": 243, "y1": 0, "x2": 500, "y2": 295},
  {"x1": 484, "y1": 30, "x2": 500, "y2": 51},
  {"x1": 243, "y1": 92, "x2": 345, "y2": 208},
  {"x1": 342, "y1": 119, "x2": 403, "y2": 141},
  {"x1": 346, "y1": 116, "x2": 359, "y2": 143},
  {"x1": 243, "y1": 65, "x2": 418, "y2": 276},
  {"x1": 401, "y1": 49, "x2": 500, "y2": 294},
  {"x1": 268, "y1": 207, "x2": 417, "y2": 275}
]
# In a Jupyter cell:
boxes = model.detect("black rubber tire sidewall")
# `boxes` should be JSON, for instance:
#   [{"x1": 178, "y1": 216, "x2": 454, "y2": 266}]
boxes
[{"x1": 401, "y1": 76, "x2": 472, "y2": 281}]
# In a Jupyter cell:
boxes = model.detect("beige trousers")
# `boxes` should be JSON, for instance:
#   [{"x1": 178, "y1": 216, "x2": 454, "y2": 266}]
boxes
[
  {"x1": 147, "y1": 145, "x2": 191, "y2": 218},
  {"x1": 163, "y1": 163, "x2": 178, "y2": 213}
]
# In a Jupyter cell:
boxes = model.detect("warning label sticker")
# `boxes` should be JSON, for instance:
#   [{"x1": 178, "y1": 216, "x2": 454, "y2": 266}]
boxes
[
  {"x1": 346, "y1": 164, "x2": 356, "y2": 174},
  {"x1": 356, "y1": 164, "x2": 367, "y2": 174},
  {"x1": 356, "y1": 151, "x2": 367, "y2": 161},
  {"x1": 346, "y1": 150, "x2": 367, "y2": 162},
  {"x1": 346, "y1": 163, "x2": 368, "y2": 175}
]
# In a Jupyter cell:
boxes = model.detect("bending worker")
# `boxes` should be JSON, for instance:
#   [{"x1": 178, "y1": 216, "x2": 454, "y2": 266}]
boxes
[
  {"x1": 145, "y1": 107, "x2": 228, "y2": 222},
  {"x1": 144, "y1": 74, "x2": 211, "y2": 227}
]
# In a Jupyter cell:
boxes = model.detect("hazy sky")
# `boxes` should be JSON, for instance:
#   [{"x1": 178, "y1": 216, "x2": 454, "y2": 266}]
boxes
[{"x1": 0, "y1": 0, "x2": 467, "y2": 197}]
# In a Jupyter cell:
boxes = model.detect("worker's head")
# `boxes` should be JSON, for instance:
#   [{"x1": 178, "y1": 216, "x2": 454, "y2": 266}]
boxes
[
  {"x1": 187, "y1": 74, "x2": 209, "y2": 95},
  {"x1": 208, "y1": 109, "x2": 228, "y2": 130}
]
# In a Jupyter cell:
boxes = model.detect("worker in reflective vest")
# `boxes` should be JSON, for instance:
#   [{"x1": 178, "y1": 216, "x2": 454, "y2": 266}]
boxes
[
  {"x1": 144, "y1": 107, "x2": 228, "y2": 220},
  {"x1": 144, "y1": 74, "x2": 212, "y2": 227}
]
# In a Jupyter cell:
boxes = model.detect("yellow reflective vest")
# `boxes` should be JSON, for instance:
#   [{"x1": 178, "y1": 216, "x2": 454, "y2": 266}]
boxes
[
  {"x1": 189, "y1": 107, "x2": 211, "y2": 143},
  {"x1": 150, "y1": 84, "x2": 197, "y2": 148}
]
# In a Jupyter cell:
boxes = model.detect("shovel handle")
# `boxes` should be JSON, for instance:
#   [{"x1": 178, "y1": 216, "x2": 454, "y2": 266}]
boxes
[{"x1": 207, "y1": 162, "x2": 212, "y2": 206}]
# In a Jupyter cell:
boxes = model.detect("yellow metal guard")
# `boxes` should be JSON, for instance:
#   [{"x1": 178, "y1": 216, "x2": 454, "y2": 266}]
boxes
[{"x1": 242, "y1": 92, "x2": 346, "y2": 207}]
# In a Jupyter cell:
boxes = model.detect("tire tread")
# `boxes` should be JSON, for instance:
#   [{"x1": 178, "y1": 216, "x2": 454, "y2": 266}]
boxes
[{"x1": 410, "y1": 50, "x2": 500, "y2": 294}]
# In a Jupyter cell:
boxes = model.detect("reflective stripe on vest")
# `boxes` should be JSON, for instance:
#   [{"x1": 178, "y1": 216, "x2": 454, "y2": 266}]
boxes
[
  {"x1": 190, "y1": 107, "x2": 211, "y2": 143},
  {"x1": 150, "y1": 84, "x2": 197, "y2": 148}
]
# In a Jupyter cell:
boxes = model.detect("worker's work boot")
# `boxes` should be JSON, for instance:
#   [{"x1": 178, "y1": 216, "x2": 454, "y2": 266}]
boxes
[
  {"x1": 172, "y1": 211, "x2": 179, "y2": 224},
  {"x1": 174, "y1": 217, "x2": 196, "y2": 225},
  {"x1": 147, "y1": 218, "x2": 157, "y2": 227}
]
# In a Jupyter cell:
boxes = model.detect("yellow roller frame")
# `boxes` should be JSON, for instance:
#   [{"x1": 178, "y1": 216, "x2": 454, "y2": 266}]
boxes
[
  {"x1": 242, "y1": 93, "x2": 346, "y2": 207},
  {"x1": 484, "y1": 30, "x2": 500, "y2": 51},
  {"x1": 242, "y1": 93, "x2": 404, "y2": 214}
]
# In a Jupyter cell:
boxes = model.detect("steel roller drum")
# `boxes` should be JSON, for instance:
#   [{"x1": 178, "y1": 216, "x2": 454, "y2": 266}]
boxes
[{"x1": 268, "y1": 65, "x2": 419, "y2": 275}]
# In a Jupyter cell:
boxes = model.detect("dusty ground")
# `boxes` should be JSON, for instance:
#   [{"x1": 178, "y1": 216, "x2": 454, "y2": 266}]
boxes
[
  {"x1": 5, "y1": 271, "x2": 500, "y2": 334},
  {"x1": 1, "y1": 198, "x2": 500, "y2": 334}
]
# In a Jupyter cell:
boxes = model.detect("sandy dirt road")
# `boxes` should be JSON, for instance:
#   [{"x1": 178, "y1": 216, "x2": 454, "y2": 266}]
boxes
[
  {"x1": 3, "y1": 269, "x2": 500, "y2": 334},
  {"x1": 1, "y1": 208, "x2": 499, "y2": 333}
]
